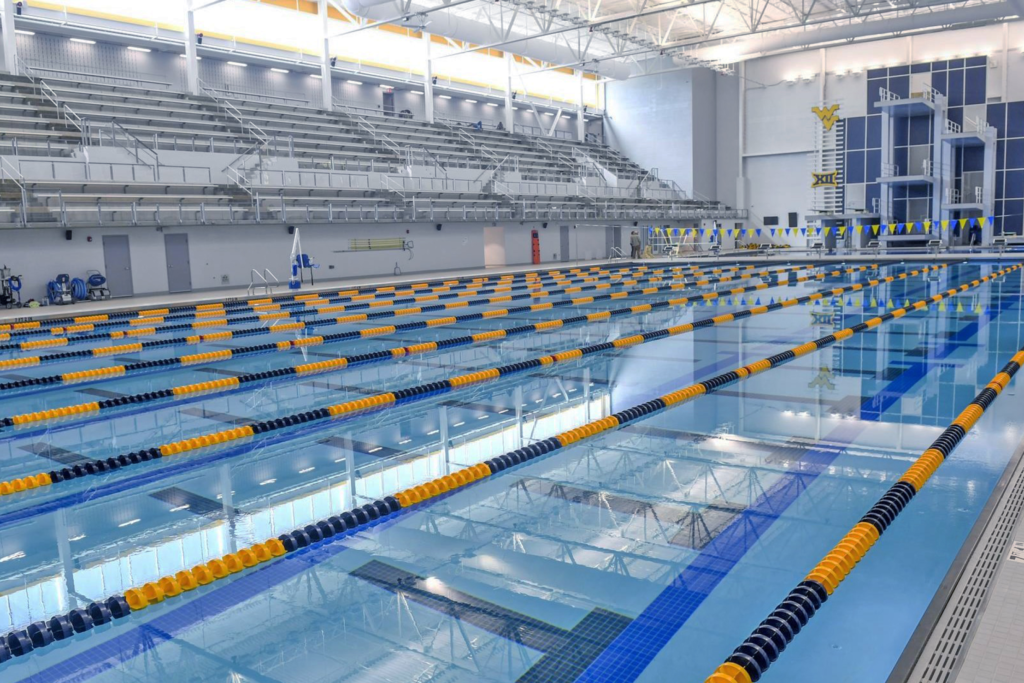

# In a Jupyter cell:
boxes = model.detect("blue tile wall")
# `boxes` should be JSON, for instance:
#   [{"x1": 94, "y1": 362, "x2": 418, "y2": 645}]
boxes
[{"x1": 842, "y1": 57, "x2": 1024, "y2": 234}]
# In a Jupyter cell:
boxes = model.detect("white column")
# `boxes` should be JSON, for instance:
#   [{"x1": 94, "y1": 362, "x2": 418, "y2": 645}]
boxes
[
  {"x1": 319, "y1": 0, "x2": 333, "y2": 110},
  {"x1": 2, "y1": 0, "x2": 18, "y2": 76},
  {"x1": 183, "y1": 0, "x2": 200, "y2": 95},
  {"x1": 504, "y1": 51, "x2": 514, "y2": 131},
  {"x1": 423, "y1": 31, "x2": 434, "y2": 123},
  {"x1": 576, "y1": 70, "x2": 585, "y2": 142}
]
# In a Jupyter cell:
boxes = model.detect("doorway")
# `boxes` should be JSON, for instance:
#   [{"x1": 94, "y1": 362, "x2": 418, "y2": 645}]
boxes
[
  {"x1": 164, "y1": 233, "x2": 193, "y2": 293},
  {"x1": 483, "y1": 226, "x2": 506, "y2": 267},
  {"x1": 102, "y1": 235, "x2": 134, "y2": 298},
  {"x1": 559, "y1": 225, "x2": 570, "y2": 262}
]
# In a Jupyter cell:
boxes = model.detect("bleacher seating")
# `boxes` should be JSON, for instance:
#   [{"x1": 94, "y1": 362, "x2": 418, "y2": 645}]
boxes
[{"x1": 0, "y1": 71, "x2": 743, "y2": 228}]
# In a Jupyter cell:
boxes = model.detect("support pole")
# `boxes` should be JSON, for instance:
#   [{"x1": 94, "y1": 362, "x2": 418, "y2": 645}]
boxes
[
  {"x1": 504, "y1": 51, "x2": 514, "y2": 132},
  {"x1": 3, "y1": 0, "x2": 19, "y2": 76},
  {"x1": 423, "y1": 32, "x2": 434, "y2": 123},
  {"x1": 576, "y1": 70, "x2": 585, "y2": 142},
  {"x1": 319, "y1": 0, "x2": 333, "y2": 110},
  {"x1": 183, "y1": 0, "x2": 200, "y2": 95}
]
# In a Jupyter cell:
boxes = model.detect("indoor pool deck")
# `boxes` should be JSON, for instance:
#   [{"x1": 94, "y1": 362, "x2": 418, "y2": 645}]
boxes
[{"x1": 0, "y1": 259, "x2": 1023, "y2": 683}]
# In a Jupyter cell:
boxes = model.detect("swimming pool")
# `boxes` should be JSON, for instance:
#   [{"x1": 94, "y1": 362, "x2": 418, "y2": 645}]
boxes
[{"x1": 0, "y1": 258, "x2": 1021, "y2": 683}]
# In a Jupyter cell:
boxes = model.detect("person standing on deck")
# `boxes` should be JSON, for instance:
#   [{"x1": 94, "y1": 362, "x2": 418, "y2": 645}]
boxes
[{"x1": 630, "y1": 230, "x2": 642, "y2": 259}]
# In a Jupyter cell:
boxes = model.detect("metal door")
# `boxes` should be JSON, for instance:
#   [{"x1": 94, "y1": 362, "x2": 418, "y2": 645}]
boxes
[
  {"x1": 164, "y1": 233, "x2": 192, "y2": 293},
  {"x1": 559, "y1": 225, "x2": 570, "y2": 262},
  {"x1": 606, "y1": 225, "x2": 621, "y2": 257},
  {"x1": 102, "y1": 235, "x2": 134, "y2": 298}
]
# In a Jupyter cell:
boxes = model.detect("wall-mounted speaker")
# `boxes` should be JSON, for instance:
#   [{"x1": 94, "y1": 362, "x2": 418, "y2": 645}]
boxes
[
  {"x1": 435, "y1": 224, "x2": 442, "y2": 231},
  {"x1": 287, "y1": 225, "x2": 295, "y2": 234},
  {"x1": 65, "y1": 230, "x2": 72, "y2": 241}
]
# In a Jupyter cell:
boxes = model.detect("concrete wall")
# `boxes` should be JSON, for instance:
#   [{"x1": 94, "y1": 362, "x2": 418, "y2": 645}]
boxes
[
  {"x1": 605, "y1": 62, "x2": 694, "y2": 192},
  {"x1": 0, "y1": 221, "x2": 617, "y2": 302}
]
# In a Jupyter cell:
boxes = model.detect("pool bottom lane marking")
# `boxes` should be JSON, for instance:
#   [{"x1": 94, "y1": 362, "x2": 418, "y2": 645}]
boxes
[
  {"x1": 0, "y1": 264, "x2": 1008, "y2": 668},
  {"x1": 701, "y1": 350, "x2": 1024, "y2": 683}
]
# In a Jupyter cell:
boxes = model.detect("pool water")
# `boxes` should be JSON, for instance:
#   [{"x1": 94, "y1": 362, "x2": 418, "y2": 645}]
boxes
[{"x1": 0, "y1": 259, "x2": 1021, "y2": 683}]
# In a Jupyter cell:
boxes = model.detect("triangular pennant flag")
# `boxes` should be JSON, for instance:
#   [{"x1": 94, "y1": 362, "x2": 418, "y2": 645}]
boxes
[
  {"x1": 846, "y1": 298, "x2": 853, "y2": 306},
  {"x1": 886, "y1": 299, "x2": 894, "y2": 309},
  {"x1": 856, "y1": 225, "x2": 863, "y2": 233},
  {"x1": 956, "y1": 301, "x2": 964, "y2": 312},
  {"x1": 970, "y1": 217, "x2": 978, "y2": 227},
  {"x1": 978, "y1": 217, "x2": 987, "y2": 228},
  {"x1": 938, "y1": 301, "x2": 946, "y2": 311},
  {"x1": 870, "y1": 297, "x2": 877, "y2": 307},
  {"x1": 897, "y1": 223, "x2": 905, "y2": 233},
  {"x1": 903, "y1": 299, "x2": 910, "y2": 307},
  {"x1": 975, "y1": 303, "x2": 983, "y2": 313},
  {"x1": 755, "y1": 298, "x2": 761, "y2": 305},
  {"x1": 756, "y1": 228, "x2": 762, "y2": 236},
  {"x1": 959, "y1": 218, "x2": 968, "y2": 229},
  {"x1": 872, "y1": 225, "x2": 880, "y2": 235},
  {"x1": 941, "y1": 220, "x2": 949, "y2": 230},
  {"x1": 824, "y1": 226, "x2": 832, "y2": 235}
]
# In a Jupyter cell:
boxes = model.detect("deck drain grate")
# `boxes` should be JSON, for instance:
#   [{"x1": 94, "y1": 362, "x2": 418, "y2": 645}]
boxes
[{"x1": 905, "y1": 446, "x2": 1024, "y2": 683}]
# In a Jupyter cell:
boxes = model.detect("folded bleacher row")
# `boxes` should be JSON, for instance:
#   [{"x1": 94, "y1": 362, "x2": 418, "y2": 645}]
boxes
[{"x1": 0, "y1": 71, "x2": 743, "y2": 228}]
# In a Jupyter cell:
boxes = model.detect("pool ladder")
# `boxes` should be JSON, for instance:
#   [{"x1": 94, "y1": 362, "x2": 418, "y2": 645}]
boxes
[{"x1": 247, "y1": 268, "x2": 280, "y2": 296}]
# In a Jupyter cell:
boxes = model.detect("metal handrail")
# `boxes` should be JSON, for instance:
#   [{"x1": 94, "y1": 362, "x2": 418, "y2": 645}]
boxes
[
  {"x1": 0, "y1": 158, "x2": 29, "y2": 226},
  {"x1": 199, "y1": 79, "x2": 269, "y2": 145}
]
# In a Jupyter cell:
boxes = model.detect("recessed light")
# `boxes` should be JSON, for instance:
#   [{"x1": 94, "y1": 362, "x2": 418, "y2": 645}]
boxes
[
  {"x1": 228, "y1": 61, "x2": 248, "y2": 67},
  {"x1": 465, "y1": 98, "x2": 478, "y2": 103},
  {"x1": 347, "y1": 79, "x2": 363, "y2": 85},
  {"x1": 427, "y1": 429, "x2": 440, "y2": 435},
  {"x1": 486, "y1": 102, "x2": 499, "y2": 107},
  {"x1": 299, "y1": 466, "x2": 315, "y2": 473},
  {"x1": 498, "y1": 409, "x2": 510, "y2": 413},
  {"x1": 477, "y1": 415, "x2": 489, "y2": 420},
  {"x1": 127, "y1": 46, "x2": 151, "y2": 53},
  {"x1": 118, "y1": 518, "x2": 141, "y2": 527},
  {"x1": 379, "y1": 84, "x2": 392, "y2": 89},
  {"x1": 368, "y1": 446, "x2": 382, "y2": 453},
  {"x1": 69, "y1": 534, "x2": 86, "y2": 542},
  {"x1": 310, "y1": 74, "x2": 322, "y2": 79},
  {"x1": 0, "y1": 551, "x2": 25, "y2": 563},
  {"x1": 70, "y1": 38, "x2": 96, "y2": 45},
  {"x1": 271, "y1": 67, "x2": 290, "y2": 74},
  {"x1": 439, "y1": 94, "x2": 452, "y2": 99},
  {"x1": 452, "y1": 421, "x2": 465, "y2": 427},
  {"x1": 180, "y1": 54, "x2": 202, "y2": 60},
  {"x1": 15, "y1": 30, "x2": 35, "y2": 36},
  {"x1": 259, "y1": 478, "x2": 276, "y2": 485},
  {"x1": 411, "y1": 90, "x2": 424, "y2": 94},
  {"x1": 542, "y1": 112, "x2": 553, "y2": 116},
  {"x1": 169, "y1": 504, "x2": 191, "y2": 512},
  {"x1": 399, "y1": 438, "x2": 412, "y2": 444}
]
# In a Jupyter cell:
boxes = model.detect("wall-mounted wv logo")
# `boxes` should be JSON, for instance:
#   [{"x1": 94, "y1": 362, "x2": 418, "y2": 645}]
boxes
[
  {"x1": 811, "y1": 171, "x2": 840, "y2": 188},
  {"x1": 812, "y1": 104, "x2": 841, "y2": 131}
]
